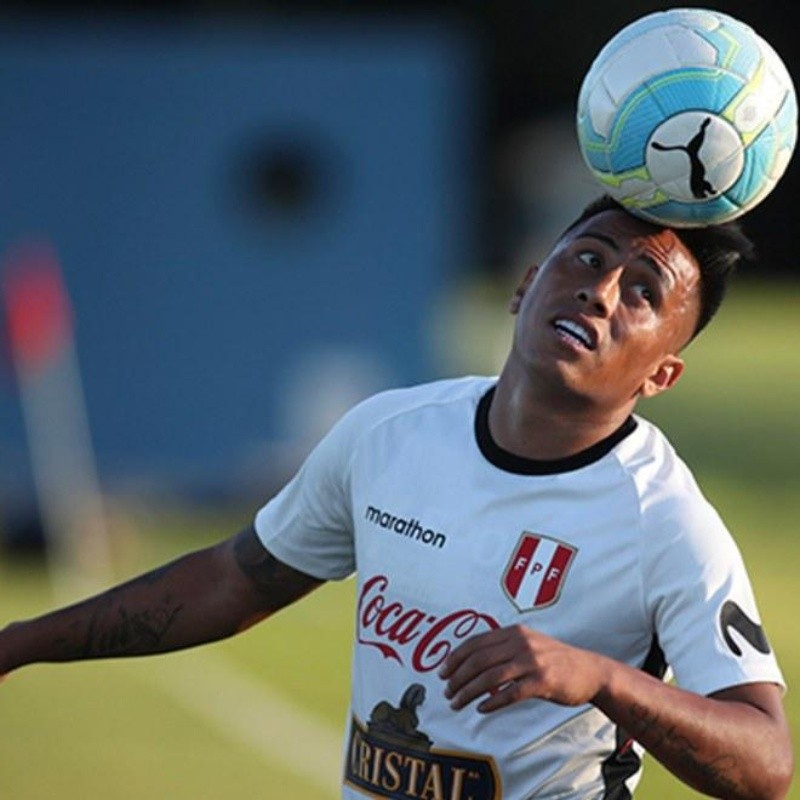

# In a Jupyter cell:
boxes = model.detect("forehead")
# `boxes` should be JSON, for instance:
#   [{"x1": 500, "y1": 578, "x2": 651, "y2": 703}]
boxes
[{"x1": 564, "y1": 209, "x2": 701, "y2": 288}]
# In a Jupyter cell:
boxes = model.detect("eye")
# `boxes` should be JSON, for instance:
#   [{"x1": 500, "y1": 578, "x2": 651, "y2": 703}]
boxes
[
  {"x1": 578, "y1": 250, "x2": 602, "y2": 269},
  {"x1": 633, "y1": 282, "x2": 656, "y2": 306}
]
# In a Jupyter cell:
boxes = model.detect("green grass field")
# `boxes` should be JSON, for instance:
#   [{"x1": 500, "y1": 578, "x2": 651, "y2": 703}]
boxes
[{"x1": 1, "y1": 279, "x2": 798, "y2": 799}]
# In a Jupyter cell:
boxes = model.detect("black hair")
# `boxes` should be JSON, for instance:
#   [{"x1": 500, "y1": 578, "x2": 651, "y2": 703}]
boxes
[{"x1": 563, "y1": 194, "x2": 756, "y2": 339}]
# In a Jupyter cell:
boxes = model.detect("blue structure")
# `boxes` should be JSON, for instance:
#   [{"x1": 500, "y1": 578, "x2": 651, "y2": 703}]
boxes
[{"x1": 0, "y1": 18, "x2": 478, "y2": 507}]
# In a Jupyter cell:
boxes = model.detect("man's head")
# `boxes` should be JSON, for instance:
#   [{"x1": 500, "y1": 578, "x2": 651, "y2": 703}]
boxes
[
  {"x1": 505, "y1": 197, "x2": 755, "y2": 412},
  {"x1": 563, "y1": 195, "x2": 755, "y2": 340}
]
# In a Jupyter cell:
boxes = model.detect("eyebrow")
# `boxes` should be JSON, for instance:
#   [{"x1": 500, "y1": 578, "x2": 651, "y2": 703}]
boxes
[
  {"x1": 579, "y1": 230, "x2": 670, "y2": 286},
  {"x1": 581, "y1": 231, "x2": 619, "y2": 251}
]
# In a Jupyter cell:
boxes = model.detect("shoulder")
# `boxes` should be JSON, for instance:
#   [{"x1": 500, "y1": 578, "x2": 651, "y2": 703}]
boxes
[
  {"x1": 614, "y1": 415, "x2": 711, "y2": 511},
  {"x1": 333, "y1": 375, "x2": 496, "y2": 437},
  {"x1": 299, "y1": 375, "x2": 495, "y2": 473},
  {"x1": 357, "y1": 374, "x2": 495, "y2": 413},
  {"x1": 616, "y1": 415, "x2": 739, "y2": 561}
]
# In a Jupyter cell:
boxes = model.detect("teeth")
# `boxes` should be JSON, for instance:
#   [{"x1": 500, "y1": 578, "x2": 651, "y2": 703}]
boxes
[{"x1": 554, "y1": 319, "x2": 592, "y2": 348}]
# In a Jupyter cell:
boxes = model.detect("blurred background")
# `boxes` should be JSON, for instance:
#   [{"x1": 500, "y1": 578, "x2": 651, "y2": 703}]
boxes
[
  {"x1": 2, "y1": 0, "x2": 797, "y2": 523},
  {"x1": 0, "y1": 2, "x2": 797, "y2": 799}
]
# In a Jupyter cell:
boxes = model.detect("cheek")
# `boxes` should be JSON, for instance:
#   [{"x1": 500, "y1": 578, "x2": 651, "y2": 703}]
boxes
[
  {"x1": 618, "y1": 300, "x2": 683, "y2": 345},
  {"x1": 609, "y1": 310, "x2": 660, "y2": 347},
  {"x1": 610, "y1": 316, "x2": 666, "y2": 372},
  {"x1": 516, "y1": 293, "x2": 545, "y2": 331}
]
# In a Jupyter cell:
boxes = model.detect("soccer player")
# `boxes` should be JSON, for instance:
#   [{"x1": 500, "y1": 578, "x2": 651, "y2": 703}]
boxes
[{"x1": 0, "y1": 196, "x2": 793, "y2": 799}]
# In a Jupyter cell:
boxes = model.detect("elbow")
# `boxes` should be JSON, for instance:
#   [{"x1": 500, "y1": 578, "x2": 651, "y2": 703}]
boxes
[
  {"x1": 747, "y1": 740, "x2": 794, "y2": 800},
  {"x1": 765, "y1": 750, "x2": 794, "y2": 800}
]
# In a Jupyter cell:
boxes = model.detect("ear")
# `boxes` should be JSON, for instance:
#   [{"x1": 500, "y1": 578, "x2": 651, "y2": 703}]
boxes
[
  {"x1": 638, "y1": 354, "x2": 685, "y2": 399},
  {"x1": 509, "y1": 265, "x2": 538, "y2": 314}
]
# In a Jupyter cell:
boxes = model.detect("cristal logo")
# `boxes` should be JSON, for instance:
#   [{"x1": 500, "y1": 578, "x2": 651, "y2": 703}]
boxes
[{"x1": 357, "y1": 574, "x2": 500, "y2": 672}]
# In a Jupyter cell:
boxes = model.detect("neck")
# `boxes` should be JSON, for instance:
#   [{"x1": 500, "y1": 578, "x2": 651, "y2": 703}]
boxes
[{"x1": 490, "y1": 366, "x2": 635, "y2": 461}]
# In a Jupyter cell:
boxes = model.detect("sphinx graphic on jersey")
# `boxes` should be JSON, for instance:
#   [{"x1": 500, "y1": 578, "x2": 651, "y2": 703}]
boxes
[
  {"x1": 345, "y1": 683, "x2": 500, "y2": 799},
  {"x1": 651, "y1": 116, "x2": 717, "y2": 198},
  {"x1": 367, "y1": 684, "x2": 433, "y2": 750}
]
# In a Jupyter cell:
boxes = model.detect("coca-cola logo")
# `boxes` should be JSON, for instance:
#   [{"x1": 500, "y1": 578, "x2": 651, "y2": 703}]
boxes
[{"x1": 357, "y1": 574, "x2": 500, "y2": 672}]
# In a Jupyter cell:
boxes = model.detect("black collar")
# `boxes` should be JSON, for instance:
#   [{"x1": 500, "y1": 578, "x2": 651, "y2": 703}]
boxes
[{"x1": 474, "y1": 386, "x2": 637, "y2": 475}]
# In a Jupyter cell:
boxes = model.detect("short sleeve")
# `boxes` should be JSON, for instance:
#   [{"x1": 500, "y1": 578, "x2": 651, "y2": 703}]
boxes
[
  {"x1": 642, "y1": 495, "x2": 785, "y2": 696},
  {"x1": 253, "y1": 403, "x2": 362, "y2": 581}
]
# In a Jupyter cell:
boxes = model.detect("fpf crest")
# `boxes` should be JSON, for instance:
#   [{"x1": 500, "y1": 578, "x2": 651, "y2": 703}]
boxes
[{"x1": 502, "y1": 533, "x2": 577, "y2": 612}]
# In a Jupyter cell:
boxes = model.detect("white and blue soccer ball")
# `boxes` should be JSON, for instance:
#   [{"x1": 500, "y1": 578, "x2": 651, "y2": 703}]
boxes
[{"x1": 576, "y1": 7, "x2": 797, "y2": 227}]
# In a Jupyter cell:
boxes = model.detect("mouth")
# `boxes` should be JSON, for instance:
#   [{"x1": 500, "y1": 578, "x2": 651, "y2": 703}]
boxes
[{"x1": 552, "y1": 318, "x2": 596, "y2": 351}]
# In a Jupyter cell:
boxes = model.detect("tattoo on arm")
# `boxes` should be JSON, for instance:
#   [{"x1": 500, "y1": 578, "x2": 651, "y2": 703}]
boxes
[
  {"x1": 232, "y1": 528, "x2": 322, "y2": 613},
  {"x1": 53, "y1": 561, "x2": 186, "y2": 660},
  {"x1": 628, "y1": 702, "x2": 741, "y2": 796},
  {"x1": 43, "y1": 529, "x2": 320, "y2": 663},
  {"x1": 80, "y1": 603, "x2": 184, "y2": 657}
]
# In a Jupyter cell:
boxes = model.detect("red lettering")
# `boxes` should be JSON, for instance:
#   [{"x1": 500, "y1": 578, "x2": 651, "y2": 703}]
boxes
[
  {"x1": 412, "y1": 610, "x2": 500, "y2": 672},
  {"x1": 360, "y1": 574, "x2": 389, "y2": 627},
  {"x1": 370, "y1": 604, "x2": 427, "y2": 647},
  {"x1": 375, "y1": 602, "x2": 404, "y2": 636},
  {"x1": 387, "y1": 608, "x2": 428, "y2": 645},
  {"x1": 357, "y1": 575, "x2": 500, "y2": 674}
]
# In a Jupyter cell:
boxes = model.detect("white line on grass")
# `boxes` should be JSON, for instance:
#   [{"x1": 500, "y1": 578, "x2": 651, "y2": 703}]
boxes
[{"x1": 124, "y1": 649, "x2": 343, "y2": 798}]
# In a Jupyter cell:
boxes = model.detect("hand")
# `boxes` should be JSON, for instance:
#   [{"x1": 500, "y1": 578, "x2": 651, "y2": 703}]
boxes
[{"x1": 439, "y1": 624, "x2": 609, "y2": 713}]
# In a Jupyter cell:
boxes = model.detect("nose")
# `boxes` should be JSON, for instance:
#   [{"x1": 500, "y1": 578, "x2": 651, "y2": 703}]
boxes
[{"x1": 576, "y1": 268, "x2": 621, "y2": 317}]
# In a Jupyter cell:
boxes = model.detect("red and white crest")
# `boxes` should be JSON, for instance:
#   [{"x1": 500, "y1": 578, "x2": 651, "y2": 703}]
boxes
[{"x1": 502, "y1": 533, "x2": 577, "y2": 612}]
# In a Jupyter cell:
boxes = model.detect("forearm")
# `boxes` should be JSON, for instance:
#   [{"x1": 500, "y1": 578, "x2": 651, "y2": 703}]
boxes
[
  {"x1": 1, "y1": 538, "x2": 261, "y2": 673},
  {"x1": 594, "y1": 660, "x2": 792, "y2": 800},
  {"x1": 443, "y1": 625, "x2": 792, "y2": 799}
]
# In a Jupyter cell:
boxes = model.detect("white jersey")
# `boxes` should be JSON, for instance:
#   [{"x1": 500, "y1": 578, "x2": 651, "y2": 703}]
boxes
[{"x1": 254, "y1": 376, "x2": 783, "y2": 800}]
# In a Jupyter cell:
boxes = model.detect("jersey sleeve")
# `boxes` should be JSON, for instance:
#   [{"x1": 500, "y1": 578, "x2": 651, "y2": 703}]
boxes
[
  {"x1": 641, "y1": 489, "x2": 785, "y2": 697},
  {"x1": 253, "y1": 402, "x2": 364, "y2": 581}
]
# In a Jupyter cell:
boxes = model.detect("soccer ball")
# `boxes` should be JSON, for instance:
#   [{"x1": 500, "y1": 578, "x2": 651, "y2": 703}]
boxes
[{"x1": 576, "y1": 7, "x2": 797, "y2": 227}]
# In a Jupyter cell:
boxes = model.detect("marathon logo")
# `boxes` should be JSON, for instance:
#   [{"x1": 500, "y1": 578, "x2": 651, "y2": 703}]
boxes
[{"x1": 364, "y1": 505, "x2": 447, "y2": 549}]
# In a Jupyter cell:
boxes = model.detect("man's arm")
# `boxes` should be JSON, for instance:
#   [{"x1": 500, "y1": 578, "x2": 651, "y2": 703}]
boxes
[
  {"x1": 0, "y1": 526, "x2": 322, "y2": 676},
  {"x1": 440, "y1": 625, "x2": 793, "y2": 800}
]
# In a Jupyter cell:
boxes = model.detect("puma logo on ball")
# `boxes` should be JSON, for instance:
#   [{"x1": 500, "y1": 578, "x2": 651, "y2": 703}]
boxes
[{"x1": 651, "y1": 117, "x2": 718, "y2": 198}]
